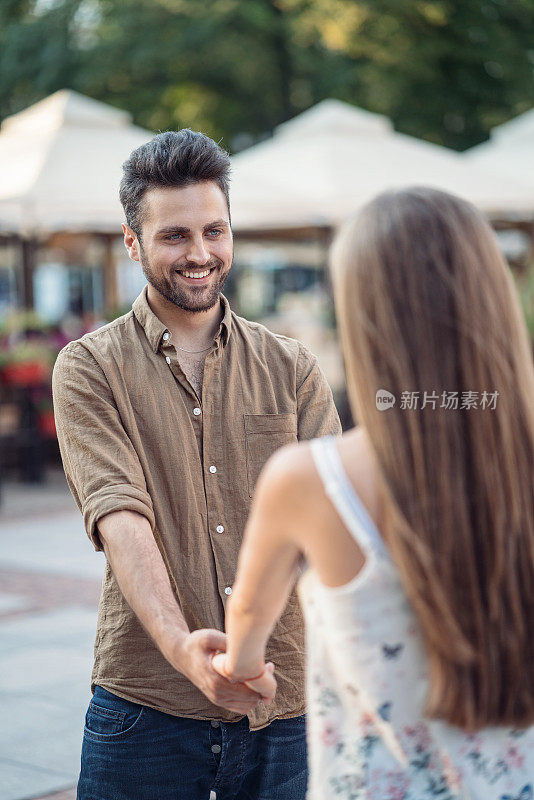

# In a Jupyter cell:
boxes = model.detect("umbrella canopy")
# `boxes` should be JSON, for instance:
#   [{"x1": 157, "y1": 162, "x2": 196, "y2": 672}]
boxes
[
  {"x1": 463, "y1": 108, "x2": 534, "y2": 188},
  {"x1": 0, "y1": 90, "x2": 154, "y2": 236},
  {"x1": 230, "y1": 99, "x2": 534, "y2": 232}
]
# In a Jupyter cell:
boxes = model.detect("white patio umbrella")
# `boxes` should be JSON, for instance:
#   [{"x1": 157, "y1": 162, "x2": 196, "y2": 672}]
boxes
[
  {"x1": 0, "y1": 89, "x2": 154, "y2": 236},
  {"x1": 230, "y1": 99, "x2": 534, "y2": 233},
  {"x1": 463, "y1": 108, "x2": 534, "y2": 188}
]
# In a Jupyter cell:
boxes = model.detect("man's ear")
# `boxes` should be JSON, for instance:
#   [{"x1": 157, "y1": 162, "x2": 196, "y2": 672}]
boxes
[{"x1": 122, "y1": 223, "x2": 141, "y2": 262}]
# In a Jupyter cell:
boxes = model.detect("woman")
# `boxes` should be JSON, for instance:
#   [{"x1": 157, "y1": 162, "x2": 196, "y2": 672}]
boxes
[{"x1": 213, "y1": 187, "x2": 534, "y2": 797}]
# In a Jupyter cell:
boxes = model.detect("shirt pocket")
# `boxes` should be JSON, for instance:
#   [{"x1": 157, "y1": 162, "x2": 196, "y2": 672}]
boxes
[{"x1": 244, "y1": 413, "x2": 298, "y2": 498}]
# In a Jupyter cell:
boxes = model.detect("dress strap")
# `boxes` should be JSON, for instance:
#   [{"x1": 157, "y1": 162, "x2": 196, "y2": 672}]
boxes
[{"x1": 310, "y1": 435, "x2": 388, "y2": 559}]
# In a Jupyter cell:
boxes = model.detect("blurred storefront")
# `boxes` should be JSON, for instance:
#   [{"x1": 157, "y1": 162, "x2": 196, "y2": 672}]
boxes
[{"x1": 0, "y1": 234, "x2": 148, "y2": 325}]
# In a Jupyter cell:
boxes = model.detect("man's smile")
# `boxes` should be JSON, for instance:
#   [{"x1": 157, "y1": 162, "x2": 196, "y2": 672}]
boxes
[{"x1": 174, "y1": 266, "x2": 216, "y2": 284}]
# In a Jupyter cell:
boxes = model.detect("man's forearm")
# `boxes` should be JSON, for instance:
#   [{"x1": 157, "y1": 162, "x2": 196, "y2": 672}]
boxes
[
  {"x1": 97, "y1": 509, "x2": 262, "y2": 713},
  {"x1": 98, "y1": 509, "x2": 189, "y2": 667}
]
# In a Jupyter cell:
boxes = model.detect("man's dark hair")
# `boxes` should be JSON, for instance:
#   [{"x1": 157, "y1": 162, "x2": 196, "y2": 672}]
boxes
[{"x1": 119, "y1": 129, "x2": 231, "y2": 237}]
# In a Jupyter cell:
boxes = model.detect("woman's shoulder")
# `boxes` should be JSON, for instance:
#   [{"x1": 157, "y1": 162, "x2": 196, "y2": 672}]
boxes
[
  {"x1": 255, "y1": 437, "x2": 319, "y2": 499},
  {"x1": 256, "y1": 429, "x2": 376, "y2": 574},
  {"x1": 256, "y1": 428, "x2": 370, "y2": 513}
]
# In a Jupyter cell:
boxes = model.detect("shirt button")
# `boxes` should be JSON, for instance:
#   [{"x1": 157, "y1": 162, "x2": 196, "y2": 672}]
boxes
[
  {"x1": 165, "y1": 356, "x2": 171, "y2": 365},
  {"x1": 211, "y1": 744, "x2": 221, "y2": 754},
  {"x1": 209, "y1": 465, "x2": 217, "y2": 474},
  {"x1": 193, "y1": 407, "x2": 201, "y2": 416},
  {"x1": 211, "y1": 720, "x2": 220, "y2": 728},
  {"x1": 163, "y1": 332, "x2": 170, "y2": 341},
  {"x1": 216, "y1": 525, "x2": 224, "y2": 534},
  {"x1": 224, "y1": 586, "x2": 232, "y2": 596}
]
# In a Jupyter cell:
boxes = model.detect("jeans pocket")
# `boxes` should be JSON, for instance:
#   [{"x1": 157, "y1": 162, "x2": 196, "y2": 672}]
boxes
[
  {"x1": 86, "y1": 702, "x2": 127, "y2": 736},
  {"x1": 84, "y1": 687, "x2": 145, "y2": 741},
  {"x1": 260, "y1": 714, "x2": 307, "y2": 745}
]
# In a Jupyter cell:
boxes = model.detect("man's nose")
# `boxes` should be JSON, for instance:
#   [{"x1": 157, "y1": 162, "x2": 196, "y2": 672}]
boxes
[{"x1": 186, "y1": 235, "x2": 210, "y2": 265}]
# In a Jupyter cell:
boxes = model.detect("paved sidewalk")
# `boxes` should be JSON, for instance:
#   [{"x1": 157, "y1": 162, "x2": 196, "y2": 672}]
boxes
[
  {"x1": 0, "y1": 469, "x2": 105, "y2": 800},
  {"x1": 28, "y1": 790, "x2": 76, "y2": 800}
]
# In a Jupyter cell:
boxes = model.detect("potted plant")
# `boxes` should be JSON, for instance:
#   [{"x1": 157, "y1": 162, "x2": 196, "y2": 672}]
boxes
[{"x1": 0, "y1": 341, "x2": 56, "y2": 387}]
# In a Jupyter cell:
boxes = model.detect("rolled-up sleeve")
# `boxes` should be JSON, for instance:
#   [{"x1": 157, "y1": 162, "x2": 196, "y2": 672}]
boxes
[
  {"x1": 52, "y1": 342, "x2": 155, "y2": 551},
  {"x1": 296, "y1": 343, "x2": 342, "y2": 439}
]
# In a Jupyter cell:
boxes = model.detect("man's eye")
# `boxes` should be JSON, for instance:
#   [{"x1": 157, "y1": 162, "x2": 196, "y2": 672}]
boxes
[
  {"x1": 207, "y1": 229, "x2": 222, "y2": 237},
  {"x1": 166, "y1": 233, "x2": 183, "y2": 240}
]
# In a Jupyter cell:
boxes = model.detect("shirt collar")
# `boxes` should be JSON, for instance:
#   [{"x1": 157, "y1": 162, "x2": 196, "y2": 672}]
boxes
[
  {"x1": 132, "y1": 285, "x2": 232, "y2": 353},
  {"x1": 217, "y1": 293, "x2": 232, "y2": 347}
]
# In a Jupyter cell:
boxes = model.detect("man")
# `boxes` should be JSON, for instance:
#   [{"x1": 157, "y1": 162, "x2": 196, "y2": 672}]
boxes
[{"x1": 52, "y1": 129, "x2": 341, "y2": 800}]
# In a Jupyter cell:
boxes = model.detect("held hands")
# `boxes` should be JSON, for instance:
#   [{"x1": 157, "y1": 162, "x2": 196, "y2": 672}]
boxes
[
  {"x1": 211, "y1": 652, "x2": 277, "y2": 706},
  {"x1": 172, "y1": 629, "x2": 276, "y2": 714}
]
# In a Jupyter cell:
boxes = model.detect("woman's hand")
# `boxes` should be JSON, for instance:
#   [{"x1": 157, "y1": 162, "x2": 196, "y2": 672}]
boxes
[{"x1": 211, "y1": 652, "x2": 277, "y2": 706}]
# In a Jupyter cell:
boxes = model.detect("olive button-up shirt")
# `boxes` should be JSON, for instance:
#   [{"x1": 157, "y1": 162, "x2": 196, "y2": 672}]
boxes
[{"x1": 52, "y1": 286, "x2": 341, "y2": 729}]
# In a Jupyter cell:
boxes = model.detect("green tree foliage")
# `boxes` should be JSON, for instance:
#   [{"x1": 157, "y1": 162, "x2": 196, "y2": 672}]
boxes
[
  {"x1": 0, "y1": 0, "x2": 533, "y2": 150},
  {"x1": 0, "y1": 0, "x2": 82, "y2": 117},
  {"x1": 300, "y1": 0, "x2": 534, "y2": 149}
]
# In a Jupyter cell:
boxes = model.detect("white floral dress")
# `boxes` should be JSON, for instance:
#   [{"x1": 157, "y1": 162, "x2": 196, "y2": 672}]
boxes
[{"x1": 298, "y1": 436, "x2": 534, "y2": 800}]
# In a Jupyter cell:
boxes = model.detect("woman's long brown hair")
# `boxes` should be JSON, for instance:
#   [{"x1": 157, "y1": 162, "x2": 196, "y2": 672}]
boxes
[{"x1": 330, "y1": 187, "x2": 534, "y2": 730}]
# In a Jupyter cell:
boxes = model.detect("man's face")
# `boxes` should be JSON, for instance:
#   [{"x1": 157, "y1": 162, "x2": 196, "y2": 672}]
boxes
[{"x1": 125, "y1": 181, "x2": 233, "y2": 313}]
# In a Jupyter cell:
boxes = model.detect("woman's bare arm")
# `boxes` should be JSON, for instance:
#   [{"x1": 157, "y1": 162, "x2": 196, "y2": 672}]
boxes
[{"x1": 221, "y1": 444, "x2": 310, "y2": 681}]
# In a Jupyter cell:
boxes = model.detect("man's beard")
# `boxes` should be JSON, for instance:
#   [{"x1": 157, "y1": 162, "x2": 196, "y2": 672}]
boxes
[{"x1": 140, "y1": 244, "x2": 231, "y2": 313}]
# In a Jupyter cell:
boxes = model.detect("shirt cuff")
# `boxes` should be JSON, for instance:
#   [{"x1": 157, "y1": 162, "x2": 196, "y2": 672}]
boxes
[{"x1": 82, "y1": 484, "x2": 156, "y2": 551}]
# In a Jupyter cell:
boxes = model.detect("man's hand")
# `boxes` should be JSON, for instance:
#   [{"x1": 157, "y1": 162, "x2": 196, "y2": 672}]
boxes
[
  {"x1": 170, "y1": 629, "x2": 263, "y2": 714},
  {"x1": 211, "y1": 652, "x2": 277, "y2": 706}
]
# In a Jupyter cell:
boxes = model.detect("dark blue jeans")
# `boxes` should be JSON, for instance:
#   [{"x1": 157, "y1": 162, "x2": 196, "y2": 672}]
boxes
[{"x1": 77, "y1": 686, "x2": 308, "y2": 800}]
